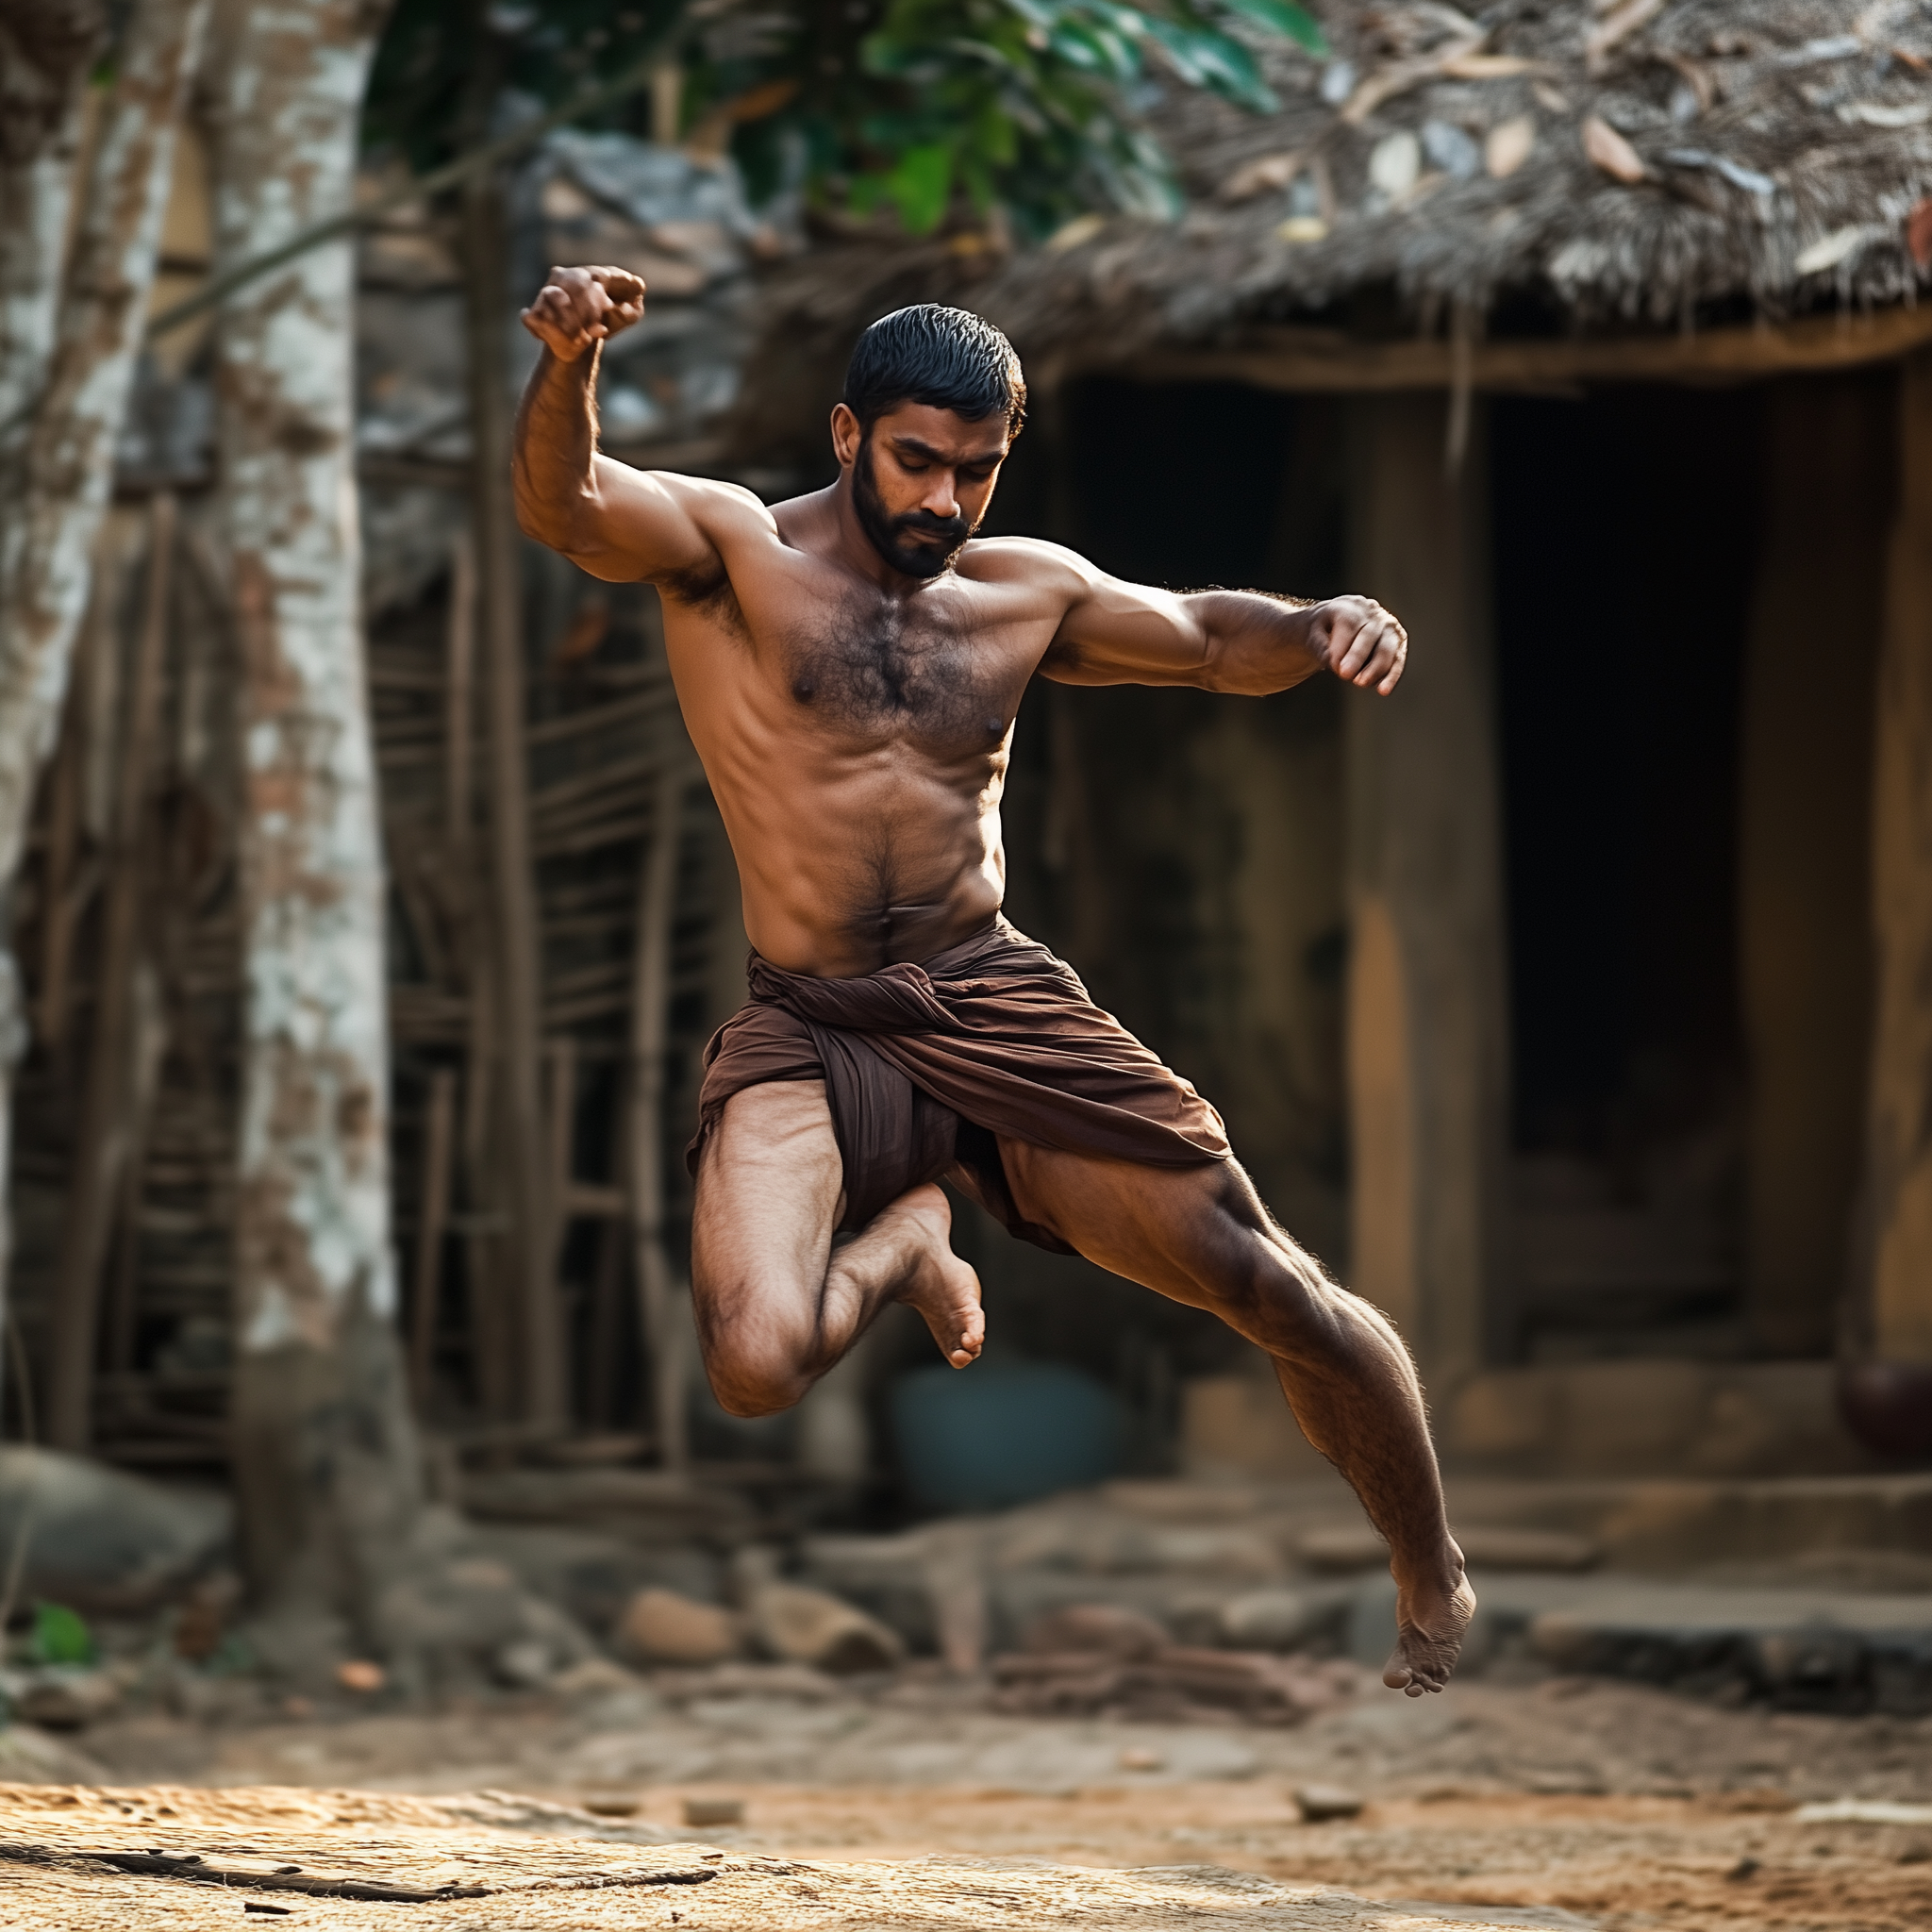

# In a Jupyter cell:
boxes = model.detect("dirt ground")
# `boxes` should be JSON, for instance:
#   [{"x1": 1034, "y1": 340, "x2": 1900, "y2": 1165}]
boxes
[{"x1": 16, "y1": 1670, "x2": 1931, "y2": 1930}]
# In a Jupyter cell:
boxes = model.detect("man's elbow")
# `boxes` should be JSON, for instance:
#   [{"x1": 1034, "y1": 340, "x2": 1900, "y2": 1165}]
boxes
[{"x1": 512, "y1": 472, "x2": 583, "y2": 556}]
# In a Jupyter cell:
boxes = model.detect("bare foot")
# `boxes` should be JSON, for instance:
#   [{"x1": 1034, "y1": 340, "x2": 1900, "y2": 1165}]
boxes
[
  {"x1": 882, "y1": 1184, "x2": 985, "y2": 1368},
  {"x1": 1383, "y1": 1560, "x2": 1475, "y2": 1697}
]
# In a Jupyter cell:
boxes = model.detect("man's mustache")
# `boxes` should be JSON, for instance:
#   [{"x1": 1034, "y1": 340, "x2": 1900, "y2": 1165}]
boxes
[{"x1": 894, "y1": 509, "x2": 970, "y2": 542}]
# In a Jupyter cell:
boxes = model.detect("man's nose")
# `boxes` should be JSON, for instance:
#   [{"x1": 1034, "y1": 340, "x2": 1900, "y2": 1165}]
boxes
[{"x1": 918, "y1": 472, "x2": 961, "y2": 518}]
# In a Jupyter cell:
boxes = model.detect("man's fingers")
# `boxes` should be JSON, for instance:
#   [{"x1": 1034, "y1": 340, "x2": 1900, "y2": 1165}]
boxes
[
  {"x1": 1346, "y1": 618, "x2": 1391, "y2": 684},
  {"x1": 1374, "y1": 633, "x2": 1408, "y2": 695},
  {"x1": 1348, "y1": 620, "x2": 1407, "y2": 692},
  {"x1": 590, "y1": 263, "x2": 647, "y2": 307},
  {"x1": 1331, "y1": 615, "x2": 1371, "y2": 677}
]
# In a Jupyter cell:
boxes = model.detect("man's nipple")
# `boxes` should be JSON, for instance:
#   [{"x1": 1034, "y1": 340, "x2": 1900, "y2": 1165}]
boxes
[{"x1": 793, "y1": 676, "x2": 816, "y2": 703}]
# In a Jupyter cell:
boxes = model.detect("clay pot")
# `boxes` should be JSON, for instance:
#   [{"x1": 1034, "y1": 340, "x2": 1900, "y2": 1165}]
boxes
[{"x1": 1836, "y1": 1360, "x2": 1932, "y2": 1462}]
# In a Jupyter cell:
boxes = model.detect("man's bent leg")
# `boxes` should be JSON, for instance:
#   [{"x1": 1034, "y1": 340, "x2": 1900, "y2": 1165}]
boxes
[
  {"x1": 997, "y1": 1138, "x2": 1472, "y2": 1695},
  {"x1": 691, "y1": 1082, "x2": 984, "y2": 1416}
]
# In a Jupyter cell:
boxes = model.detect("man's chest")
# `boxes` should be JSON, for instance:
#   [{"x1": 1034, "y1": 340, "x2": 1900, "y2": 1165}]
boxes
[{"x1": 741, "y1": 571, "x2": 1047, "y2": 746}]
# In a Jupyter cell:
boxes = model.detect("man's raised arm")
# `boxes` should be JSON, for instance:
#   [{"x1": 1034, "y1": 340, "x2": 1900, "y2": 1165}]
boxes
[
  {"x1": 1034, "y1": 546, "x2": 1407, "y2": 697},
  {"x1": 512, "y1": 265, "x2": 726, "y2": 584}
]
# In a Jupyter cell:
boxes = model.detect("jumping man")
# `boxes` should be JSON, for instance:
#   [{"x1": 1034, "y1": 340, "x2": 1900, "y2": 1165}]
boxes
[{"x1": 514, "y1": 274, "x2": 1474, "y2": 1695}]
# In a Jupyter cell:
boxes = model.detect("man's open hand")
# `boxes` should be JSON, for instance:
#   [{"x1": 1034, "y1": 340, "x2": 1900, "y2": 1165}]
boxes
[
  {"x1": 1307, "y1": 594, "x2": 1407, "y2": 695},
  {"x1": 520, "y1": 264, "x2": 645, "y2": 362}
]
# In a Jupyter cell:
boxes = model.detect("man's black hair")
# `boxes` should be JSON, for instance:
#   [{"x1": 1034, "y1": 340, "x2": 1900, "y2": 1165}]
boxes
[{"x1": 842, "y1": 305, "x2": 1026, "y2": 437}]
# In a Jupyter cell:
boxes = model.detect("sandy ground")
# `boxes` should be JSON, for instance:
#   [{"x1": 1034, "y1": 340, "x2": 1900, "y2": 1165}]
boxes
[{"x1": 11, "y1": 1673, "x2": 1927, "y2": 1930}]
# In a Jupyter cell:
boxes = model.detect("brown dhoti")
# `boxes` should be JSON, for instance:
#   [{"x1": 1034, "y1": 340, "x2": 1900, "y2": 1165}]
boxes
[{"x1": 688, "y1": 916, "x2": 1231, "y2": 1253}]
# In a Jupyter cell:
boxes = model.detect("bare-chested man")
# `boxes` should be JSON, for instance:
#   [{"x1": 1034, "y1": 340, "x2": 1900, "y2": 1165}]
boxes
[{"x1": 514, "y1": 272, "x2": 1474, "y2": 1695}]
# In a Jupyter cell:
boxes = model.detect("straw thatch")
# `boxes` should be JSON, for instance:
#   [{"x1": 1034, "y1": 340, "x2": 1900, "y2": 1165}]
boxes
[{"x1": 740, "y1": 0, "x2": 1932, "y2": 425}]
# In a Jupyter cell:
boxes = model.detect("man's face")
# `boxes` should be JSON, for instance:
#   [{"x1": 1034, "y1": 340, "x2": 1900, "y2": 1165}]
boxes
[{"x1": 836, "y1": 401, "x2": 1010, "y2": 578}]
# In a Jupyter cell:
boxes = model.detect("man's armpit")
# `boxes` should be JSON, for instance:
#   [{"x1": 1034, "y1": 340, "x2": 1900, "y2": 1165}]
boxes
[{"x1": 656, "y1": 551, "x2": 749, "y2": 638}]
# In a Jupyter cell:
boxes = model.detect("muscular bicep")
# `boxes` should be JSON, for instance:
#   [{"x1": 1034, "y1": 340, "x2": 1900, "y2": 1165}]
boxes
[
  {"x1": 543, "y1": 458, "x2": 757, "y2": 587},
  {"x1": 1039, "y1": 564, "x2": 1213, "y2": 687}
]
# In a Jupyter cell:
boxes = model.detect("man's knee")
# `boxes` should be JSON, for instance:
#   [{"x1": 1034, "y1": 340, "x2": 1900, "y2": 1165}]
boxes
[
  {"x1": 1187, "y1": 1177, "x2": 1333, "y2": 1340},
  {"x1": 691, "y1": 1265, "x2": 818, "y2": 1418}
]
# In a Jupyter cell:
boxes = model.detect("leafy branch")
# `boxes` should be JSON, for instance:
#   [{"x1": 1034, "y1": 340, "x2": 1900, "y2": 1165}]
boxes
[{"x1": 366, "y1": 0, "x2": 1324, "y2": 239}]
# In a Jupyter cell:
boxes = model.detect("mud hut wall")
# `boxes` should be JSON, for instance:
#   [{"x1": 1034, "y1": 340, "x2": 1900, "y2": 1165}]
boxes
[{"x1": 1739, "y1": 370, "x2": 1890, "y2": 1360}]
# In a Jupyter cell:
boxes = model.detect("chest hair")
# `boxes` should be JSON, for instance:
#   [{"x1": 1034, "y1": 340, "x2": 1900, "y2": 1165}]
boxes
[{"x1": 786, "y1": 591, "x2": 1007, "y2": 744}]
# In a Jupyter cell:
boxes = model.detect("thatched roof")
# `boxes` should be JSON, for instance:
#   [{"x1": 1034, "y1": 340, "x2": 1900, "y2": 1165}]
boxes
[{"x1": 739, "y1": 0, "x2": 1932, "y2": 437}]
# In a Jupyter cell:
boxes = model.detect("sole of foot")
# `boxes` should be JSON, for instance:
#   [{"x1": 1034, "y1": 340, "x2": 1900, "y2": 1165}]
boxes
[
  {"x1": 1383, "y1": 1572, "x2": 1477, "y2": 1697},
  {"x1": 888, "y1": 1184, "x2": 986, "y2": 1368}
]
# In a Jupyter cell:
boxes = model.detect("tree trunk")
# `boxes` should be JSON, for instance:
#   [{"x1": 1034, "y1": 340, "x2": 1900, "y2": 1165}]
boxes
[
  {"x1": 0, "y1": 0, "x2": 208, "y2": 1407},
  {"x1": 0, "y1": 0, "x2": 208, "y2": 892},
  {"x1": 208, "y1": 0, "x2": 417, "y2": 1638},
  {"x1": 0, "y1": 0, "x2": 108, "y2": 469},
  {"x1": 1860, "y1": 349, "x2": 1932, "y2": 1364}
]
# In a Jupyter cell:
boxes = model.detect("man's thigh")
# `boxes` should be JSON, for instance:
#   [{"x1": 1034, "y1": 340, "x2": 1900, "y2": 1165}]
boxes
[
  {"x1": 691, "y1": 1080, "x2": 845, "y2": 1331},
  {"x1": 995, "y1": 1134, "x2": 1281, "y2": 1318}
]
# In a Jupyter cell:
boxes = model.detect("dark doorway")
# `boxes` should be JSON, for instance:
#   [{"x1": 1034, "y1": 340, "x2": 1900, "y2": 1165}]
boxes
[{"x1": 1491, "y1": 387, "x2": 1765, "y2": 1359}]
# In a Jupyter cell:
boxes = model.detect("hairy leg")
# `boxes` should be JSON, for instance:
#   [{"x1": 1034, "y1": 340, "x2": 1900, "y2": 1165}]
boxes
[
  {"x1": 691, "y1": 1082, "x2": 983, "y2": 1416},
  {"x1": 998, "y1": 1139, "x2": 1472, "y2": 1694}
]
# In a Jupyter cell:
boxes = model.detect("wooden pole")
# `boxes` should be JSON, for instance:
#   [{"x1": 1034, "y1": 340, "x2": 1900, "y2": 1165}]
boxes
[
  {"x1": 1343, "y1": 396, "x2": 1509, "y2": 1387},
  {"x1": 440, "y1": 522, "x2": 512, "y2": 1416},
  {"x1": 1861, "y1": 349, "x2": 1932, "y2": 1364},
  {"x1": 105, "y1": 958, "x2": 167, "y2": 1375},
  {"x1": 37, "y1": 583, "x2": 94, "y2": 1057},
  {"x1": 460, "y1": 143, "x2": 563, "y2": 1425},
  {"x1": 409, "y1": 1066, "x2": 457, "y2": 1407},
  {"x1": 444, "y1": 529, "x2": 475, "y2": 855},
  {"x1": 627, "y1": 767, "x2": 687, "y2": 1471},
  {"x1": 547, "y1": 1031, "x2": 577, "y2": 1242},
  {"x1": 1739, "y1": 375, "x2": 1886, "y2": 1357},
  {"x1": 46, "y1": 490, "x2": 175, "y2": 1450}
]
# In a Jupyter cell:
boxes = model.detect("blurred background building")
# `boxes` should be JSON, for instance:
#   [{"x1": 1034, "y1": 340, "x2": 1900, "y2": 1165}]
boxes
[{"x1": 5, "y1": 0, "x2": 1932, "y2": 1536}]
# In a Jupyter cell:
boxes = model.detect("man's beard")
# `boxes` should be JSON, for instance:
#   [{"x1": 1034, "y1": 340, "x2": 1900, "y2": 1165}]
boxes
[{"x1": 853, "y1": 437, "x2": 974, "y2": 578}]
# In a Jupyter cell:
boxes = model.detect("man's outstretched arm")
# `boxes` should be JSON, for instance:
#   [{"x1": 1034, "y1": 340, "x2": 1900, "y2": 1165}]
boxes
[
  {"x1": 513, "y1": 264, "x2": 755, "y2": 582},
  {"x1": 1032, "y1": 547, "x2": 1407, "y2": 696}
]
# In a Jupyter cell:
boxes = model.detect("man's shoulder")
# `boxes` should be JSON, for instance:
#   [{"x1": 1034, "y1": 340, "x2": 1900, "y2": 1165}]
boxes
[
  {"x1": 643, "y1": 469, "x2": 772, "y2": 529},
  {"x1": 958, "y1": 533, "x2": 1096, "y2": 591}
]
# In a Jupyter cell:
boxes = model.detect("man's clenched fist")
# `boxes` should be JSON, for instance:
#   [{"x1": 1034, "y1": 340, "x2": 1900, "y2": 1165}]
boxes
[
  {"x1": 1305, "y1": 594, "x2": 1407, "y2": 696},
  {"x1": 520, "y1": 264, "x2": 646, "y2": 362}
]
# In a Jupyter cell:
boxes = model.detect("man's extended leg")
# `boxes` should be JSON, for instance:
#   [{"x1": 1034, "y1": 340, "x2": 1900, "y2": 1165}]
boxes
[
  {"x1": 994, "y1": 1137, "x2": 1473, "y2": 1695},
  {"x1": 691, "y1": 1080, "x2": 984, "y2": 1415}
]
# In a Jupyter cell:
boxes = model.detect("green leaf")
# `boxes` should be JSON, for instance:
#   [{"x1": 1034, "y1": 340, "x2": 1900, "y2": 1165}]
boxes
[
  {"x1": 884, "y1": 141, "x2": 958, "y2": 232},
  {"x1": 1141, "y1": 17, "x2": 1274, "y2": 110},
  {"x1": 1214, "y1": 0, "x2": 1326, "y2": 55},
  {"x1": 31, "y1": 1602, "x2": 92, "y2": 1667},
  {"x1": 1047, "y1": 20, "x2": 1139, "y2": 80}
]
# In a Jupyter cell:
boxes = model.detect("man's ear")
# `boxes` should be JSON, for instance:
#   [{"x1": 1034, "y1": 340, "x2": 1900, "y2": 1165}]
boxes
[{"x1": 830, "y1": 402, "x2": 861, "y2": 469}]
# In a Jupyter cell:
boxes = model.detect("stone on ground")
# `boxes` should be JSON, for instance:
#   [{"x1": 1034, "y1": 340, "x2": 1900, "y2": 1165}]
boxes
[
  {"x1": 0, "y1": 1448, "x2": 228, "y2": 1615},
  {"x1": 749, "y1": 1581, "x2": 904, "y2": 1674},
  {"x1": 618, "y1": 1587, "x2": 743, "y2": 1666}
]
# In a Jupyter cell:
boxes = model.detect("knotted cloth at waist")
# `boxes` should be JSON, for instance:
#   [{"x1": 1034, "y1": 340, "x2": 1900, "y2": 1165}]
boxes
[{"x1": 689, "y1": 916, "x2": 1229, "y2": 1252}]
